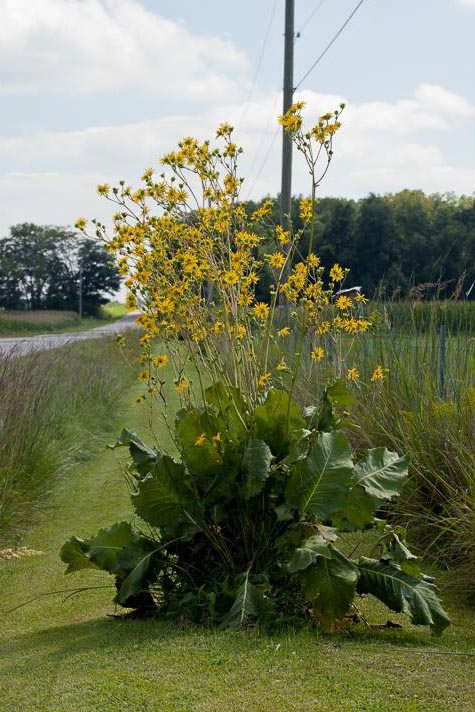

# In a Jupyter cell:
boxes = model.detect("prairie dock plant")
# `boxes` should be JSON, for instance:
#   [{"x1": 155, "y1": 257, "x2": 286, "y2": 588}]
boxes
[{"x1": 63, "y1": 105, "x2": 450, "y2": 635}]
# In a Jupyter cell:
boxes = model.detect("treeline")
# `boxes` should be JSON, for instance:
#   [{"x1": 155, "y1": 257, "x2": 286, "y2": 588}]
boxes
[
  {"x1": 0, "y1": 223, "x2": 120, "y2": 316},
  {"x1": 248, "y1": 190, "x2": 475, "y2": 300}
]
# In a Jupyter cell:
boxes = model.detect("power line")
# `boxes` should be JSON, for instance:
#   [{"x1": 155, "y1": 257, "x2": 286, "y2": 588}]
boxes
[
  {"x1": 237, "y1": 0, "x2": 280, "y2": 135},
  {"x1": 295, "y1": 0, "x2": 367, "y2": 90},
  {"x1": 296, "y1": 0, "x2": 326, "y2": 35}
]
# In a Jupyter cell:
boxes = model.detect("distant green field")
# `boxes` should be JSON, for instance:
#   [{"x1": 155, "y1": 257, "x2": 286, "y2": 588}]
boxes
[{"x1": 0, "y1": 303, "x2": 128, "y2": 336}]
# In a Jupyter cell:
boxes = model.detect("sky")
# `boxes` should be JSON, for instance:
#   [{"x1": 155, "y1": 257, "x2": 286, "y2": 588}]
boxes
[{"x1": 0, "y1": 0, "x2": 474, "y2": 237}]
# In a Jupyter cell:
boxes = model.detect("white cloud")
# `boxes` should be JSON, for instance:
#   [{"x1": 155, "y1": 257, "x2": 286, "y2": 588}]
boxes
[
  {"x1": 0, "y1": 83, "x2": 473, "y2": 236},
  {"x1": 0, "y1": 0, "x2": 248, "y2": 100},
  {"x1": 456, "y1": 0, "x2": 475, "y2": 8}
]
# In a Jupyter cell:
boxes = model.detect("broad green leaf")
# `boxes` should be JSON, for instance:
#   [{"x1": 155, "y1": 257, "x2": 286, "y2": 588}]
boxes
[
  {"x1": 253, "y1": 389, "x2": 305, "y2": 460},
  {"x1": 60, "y1": 536, "x2": 99, "y2": 574},
  {"x1": 382, "y1": 532, "x2": 421, "y2": 577},
  {"x1": 204, "y1": 382, "x2": 247, "y2": 439},
  {"x1": 112, "y1": 429, "x2": 158, "y2": 476},
  {"x1": 287, "y1": 527, "x2": 338, "y2": 573},
  {"x1": 332, "y1": 484, "x2": 378, "y2": 532},
  {"x1": 221, "y1": 572, "x2": 274, "y2": 629},
  {"x1": 355, "y1": 448, "x2": 408, "y2": 500},
  {"x1": 87, "y1": 521, "x2": 139, "y2": 573},
  {"x1": 131, "y1": 455, "x2": 201, "y2": 537},
  {"x1": 357, "y1": 557, "x2": 451, "y2": 636},
  {"x1": 285, "y1": 431, "x2": 354, "y2": 519},
  {"x1": 299, "y1": 545, "x2": 358, "y2": 631},
  {"x1": 115, "y1": 541, "x2": 162, "y2": 606},
  {"x1": 175, "y1": 407, "x2": 223, "y2": 478},
  {"x1": 242, "y1": 439, "x2": 273, "y2": 499},
  {"x1": 316, "y1": 379, "x2": 354, "y2": 432}
]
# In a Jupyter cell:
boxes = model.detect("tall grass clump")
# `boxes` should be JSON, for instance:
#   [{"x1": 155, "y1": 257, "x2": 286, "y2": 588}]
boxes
[
  {"x1": 331, "y1": 303, "x2": 475, "y2": 600},
  {"x1": 0, "y1": 335, "x2": 140, "y2": 544}
]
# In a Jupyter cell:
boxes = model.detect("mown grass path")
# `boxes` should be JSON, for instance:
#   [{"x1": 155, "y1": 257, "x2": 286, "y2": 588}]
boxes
[{"x1": 1, "y1": 383, "x2": 475, "y2": 711}]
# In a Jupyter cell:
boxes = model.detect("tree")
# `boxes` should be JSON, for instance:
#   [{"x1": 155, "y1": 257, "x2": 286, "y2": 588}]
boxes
[{"x1": 0, "y1": 224, "x2": 121, "y2": 315}]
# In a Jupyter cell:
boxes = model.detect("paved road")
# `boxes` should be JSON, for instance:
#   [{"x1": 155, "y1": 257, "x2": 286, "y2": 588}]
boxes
[{"x1": 0, "y1": 312, "x2": 141, "y2": 358}]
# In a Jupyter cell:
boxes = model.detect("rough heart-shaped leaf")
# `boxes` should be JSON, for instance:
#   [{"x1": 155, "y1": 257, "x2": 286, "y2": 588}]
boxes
[
  {"x1": 355, "y1": 448, "x2": 408, "y2": 500},
  {"x1": 131, "y1": 455, "x2": 201, "y2": 537},
  {"x1": 299, "y1": 545, "x2": 358, "y2": 631},
  {"x1": 115, "y1": 541, "x2": 162, "y2": 606},
  {"x1": 204, "y1": 382, "x2": 247, "y2": 439},
  {"x1": 285, "y1": 430, "x2": 354, "y2": 519},
  {"x1": 253, "y1": 389, "x2": 305, "y2": 460},
  {"x1": 242, "y1": 439, "x2": 273, "y2": 499},
  {"x1": 357, "y1": 557, "x2": 451, "y2": 636},
  {"x1": 60, "y1": 536, "x2": 99, "y2": 574},
  {"x1": 287, "y1": 526, "x2": 338, "y2": 573},
  {"x1": 112, "y1": 429, "x2": 158, "y2": 476},
  {"x1": 332, "y1": 484, "x2": 378, "y2": 532}
]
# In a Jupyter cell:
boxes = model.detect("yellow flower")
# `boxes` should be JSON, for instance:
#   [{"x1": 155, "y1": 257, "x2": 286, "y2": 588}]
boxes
[
  {"x1": 371, "y1": 365, "x2": 387, "y2": 382},
  {"x1": 211, "y1": 320, "x2": 225, "y2": 334},
  {"x1": 276, "y1": 358, "x2": 288, "y2": 372},
  {"x1": 195, "y1": 433, "x2": 207, "y2": 447},
  {"x1": 311, "y1": 346, "x2": 325, "y2": 362},
  {"x1": 75, "y1": 217, "x2": 87, "y2": 231},
  {"x1": 175, "y1": 377, "x2": 189, "y2": 393},
  {"x1": 153, "y1": 354, "x2": 169, "y2": 368},
  {"x1": 253, "y1": 302, "x2": 270, "y2": 320},
  {"x1": 258, "y1": 372, "x2": 272, "y2": 388},
  {"x1": 355, "y1": 292, "x2": 368, "y2": 304},
  {"x1": 307, "y1": 253, "x2": 320, "y2": 268},
  {"x1": 267, "y1": 252, "x2": 286, "y2": 269},
  {"x1": 299, "y1": 198, "x2": 314, "y2": 223},
  {"x1": 275, "y1": 225, "x2": 290, "y2": 246},
  {"x1": 335, "y1": 295, "x2": 353, "y2": 310},
  {"x1": 278, "y1": 327, "x2": 291, "y2": 338},
  {"x1": 233, "y1": 324, "x2": 247, "y2": 339},
  {"x1": 97, "y1": 183, "x2": 110, "y2": 196},
  {"x1": 329, "y1": 264, "x2": 345, "y2": 282},
  {"x1": 212, "y1": 432, "x2": 221, "y2": 446},
  {"x1": 347, "y1": 366, "x2": 360, "y2": 382},
  {"x1": 315, "y1": 321, "x2": 330, "y2": 335}
]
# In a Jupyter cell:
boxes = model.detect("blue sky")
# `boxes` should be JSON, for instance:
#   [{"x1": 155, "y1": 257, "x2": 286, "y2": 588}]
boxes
[{"x1": 0, "y1": 0, "x2": 473, "y2": 235}]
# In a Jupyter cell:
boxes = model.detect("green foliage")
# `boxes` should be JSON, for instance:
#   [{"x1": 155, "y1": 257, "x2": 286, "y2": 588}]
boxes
[
  {"x1": 0, "y1": 335, "x2": 140, "y2": 543},
  {"x1": 61, "y1": 380, "x2": 450, "y2": 635},
  {"x1": 0, "y1": 223, "x2": 120, "y2": 315}
]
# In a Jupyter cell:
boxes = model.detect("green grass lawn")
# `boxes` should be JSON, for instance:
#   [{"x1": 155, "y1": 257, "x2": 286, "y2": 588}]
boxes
[{"x1": 1, "y1": 382, "x2": 475, "y2": 711}]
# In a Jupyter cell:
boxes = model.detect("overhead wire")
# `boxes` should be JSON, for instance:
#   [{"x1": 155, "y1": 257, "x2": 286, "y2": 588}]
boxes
[
  {"x1": 296, "y1": 0, "x2": 326, "y2": 35},
  {"x1": 236, "y1": 0, "x2": 280, "y2": 136},
  {"x1": 295, "y1": 0, "x2": 367, "y2": 90}
]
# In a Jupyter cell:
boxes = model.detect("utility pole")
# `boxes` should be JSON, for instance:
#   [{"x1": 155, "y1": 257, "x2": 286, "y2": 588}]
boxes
[{"x1": 280, "y1": 0, "x2": 295, "y2": 229}]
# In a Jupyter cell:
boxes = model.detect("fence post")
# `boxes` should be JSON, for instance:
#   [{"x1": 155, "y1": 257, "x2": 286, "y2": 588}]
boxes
[{"x1": 437, "y1": 324, "x2": 446, "y2": 398}]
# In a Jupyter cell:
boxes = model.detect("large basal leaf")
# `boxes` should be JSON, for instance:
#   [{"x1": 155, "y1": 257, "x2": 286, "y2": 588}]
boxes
[
  {"x1": 112, "y1": 429, "x2": 158, "y2": 476},
  {"x1": 285, "y1": 431, "x2": 354, "y2": 519},
  {"x1": 331, "y1": 484, "x2": 378, "y2": 532},
  {"x1": 357, "y1": 557, "x2": 451, "y2": 636},
  {"x1": 355, "y1": 448, "x2": 408, "y2": 501},
  {"x1": 253, "y1": 389, "x2": 305, "y2": 460},
  {"x1": 60, "y1": 522, "x2": 147, "y2": 577},
  {"x1": 131, "y1": 454, "x2": 201, "y2": 537},
  {"x1": 221, "y1": 572, "x2": 274, "y2": 629},
  {"x1": 204, "y1": 381, "x2": 247, "y2": 440},
  {"x1": 60, "y1": 536, "x2": 99, "y2": 574},
  {"x1": 175, "y1": 407, "x2": 228, "y2": 479},
  {"x1": 242, "y1": 439, "x2": 273, "y2": 499},
  {"x1": 316, "y1": 379, "x2": 354, "y2": 432},
  {"x1": 287, "y1": 526, "x2": 338, "y2": 573},
  {"x1": 299, "y1": 545, "x2": 358, "y2": 631},
  {"x1": 115, "y1": 540, "x2": 162, "y2": 606}
]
